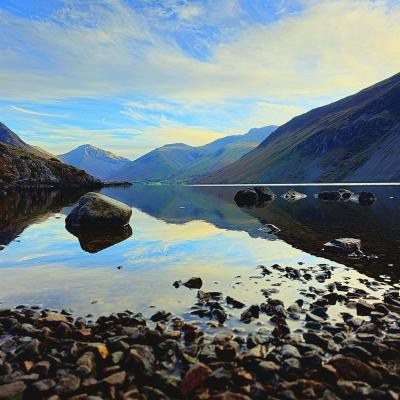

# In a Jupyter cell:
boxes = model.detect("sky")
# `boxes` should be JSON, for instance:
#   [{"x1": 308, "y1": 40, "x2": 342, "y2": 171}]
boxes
[{"x1": 0, "y1": 0, "x2": 400, "y2": 159}]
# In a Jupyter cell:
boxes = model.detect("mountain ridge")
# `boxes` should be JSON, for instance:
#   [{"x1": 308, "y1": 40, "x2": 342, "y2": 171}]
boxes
[
  {"x1": 198, "y1": 73, "x2": 400, "y2": 183},
  {"x1": 58, "y1": 144, "x2": 131, "y2": 180},
  {"x1": 112, "y1": 125, "x2": 277, "y2": 182},
  {"x1": 0, "y1": 123, "x2": 102, "y2": 188},
  {"x1": 0, "y1": 122, "x2": 54, "y2": 159}
]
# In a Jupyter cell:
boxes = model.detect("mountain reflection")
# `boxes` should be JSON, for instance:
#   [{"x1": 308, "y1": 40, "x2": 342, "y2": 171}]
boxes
[
  {"x1": 101, "y1": 184, "x2": 400, "y2": 282},
  {"x1": 0, "y1": 185, "x2": 399, "y2": 282},
  {"x1": 0, "y1": 189, "x2": 88, "y2": 246}
]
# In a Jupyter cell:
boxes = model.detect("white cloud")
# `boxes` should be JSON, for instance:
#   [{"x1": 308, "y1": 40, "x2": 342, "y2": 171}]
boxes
[
  {"x1": 1, "y1": 0, "x2": 400, "y2": 156},
  {"x1": 1, "y1": 0, "x2": 399, "y2": 103}
]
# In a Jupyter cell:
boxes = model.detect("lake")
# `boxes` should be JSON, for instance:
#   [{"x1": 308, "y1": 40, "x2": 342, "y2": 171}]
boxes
[{"x1": 0, "y1": 184, "x2": 399, "y2": 331}]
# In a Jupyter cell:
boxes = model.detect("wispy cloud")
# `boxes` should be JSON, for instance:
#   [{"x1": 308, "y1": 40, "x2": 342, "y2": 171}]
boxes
[
  {"x1": 1, "y1": 0, "x2": 399, "y2": 102},
  {"x1": 10, "y1": 106, "x2": 65, "y2": 118}
]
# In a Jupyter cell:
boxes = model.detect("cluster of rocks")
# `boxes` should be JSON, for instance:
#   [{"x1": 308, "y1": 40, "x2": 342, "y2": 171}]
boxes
[
  {"x1": 234, "y1": 188, "x2": 376, "y2": 209},
  {"x1": 316, "y1": 190, "x2": 376, "y2": 205},
  {"x1": 1, "y1": 262, "x2": 399, "y2": 399}
]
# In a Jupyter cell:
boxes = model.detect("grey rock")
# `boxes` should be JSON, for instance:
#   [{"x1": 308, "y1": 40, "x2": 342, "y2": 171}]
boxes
[
  {"x1": 324, "y1": 238, "x2": 364, "y2": 256},
  {"x1": 66, "y1": 192, "x2": 132, "y2": 228},
  {"x1": 281, "y1": 344, "x2": 301, "y2": 359}
]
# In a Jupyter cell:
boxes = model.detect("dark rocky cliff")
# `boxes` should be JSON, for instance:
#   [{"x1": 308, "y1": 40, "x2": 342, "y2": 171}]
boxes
[{"x1": 0, "y1": 142, "x2": 102, "y2": 189}]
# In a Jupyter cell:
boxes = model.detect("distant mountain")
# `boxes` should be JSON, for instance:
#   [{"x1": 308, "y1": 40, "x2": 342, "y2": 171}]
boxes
[
  {"x1": 0, "y1": 122, "x2": 53, "y2": 159},
  {"x1": 111, "y1": 126, "x2": 277, "y2": 182},
  {"x1": 58, "y1": 144, "x2": 131, "y2": 180},
  {"x1": 200, "y1": 73, "x2": 400, "y2": 183}
]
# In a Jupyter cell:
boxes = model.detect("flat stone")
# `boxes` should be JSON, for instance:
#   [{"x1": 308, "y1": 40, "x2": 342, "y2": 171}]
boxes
[
  {"x1": 329, "y1": 355, "x2": 382, "y2": 385},
  {"x1": 102, "y1": 371, "x2": 126, "y2": 386},
  {"x1": 0, "y1": 382, "x2": 26, "y2": 400},
  {"x1": 180, "y1": 363, "x2": 212, "y2": 396}
]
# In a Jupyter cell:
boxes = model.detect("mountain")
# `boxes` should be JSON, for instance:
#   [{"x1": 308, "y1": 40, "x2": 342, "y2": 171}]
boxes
[
  {"x1": 111, "y1": 126, "x2": 277, "y2": 182},
  {"x1": 0, "y1": 141, "x2": 102, "y2": 188},
  {"x1": 199, "y1": 73, "x2": 400, "y2": 183},
  {"x1": 0, "y1": 123, "x2": 101, "y2": 188},
  {"x1": 0, "y1": 122, "x2": 53, "y2": 159},
  {"x1": 58, "y1": 144, "x2": 131, "y2": 180}
]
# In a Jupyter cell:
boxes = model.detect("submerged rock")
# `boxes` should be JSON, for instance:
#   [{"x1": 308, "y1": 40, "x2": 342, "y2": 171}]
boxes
[{"x1": 66, "y1": 192, "x2": 132, "y2": 228}]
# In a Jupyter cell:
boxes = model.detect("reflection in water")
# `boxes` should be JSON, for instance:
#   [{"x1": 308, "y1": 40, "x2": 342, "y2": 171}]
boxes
[
  {"x1": 66, "y1": 224, "x2": 133, "y2": 253},
  {"x1": 101, "y1": 184, "x2": 400, "y2": 282},
  {"x1": 0, "y1": 189, "x2": 91, "y2": 246},
  {"x1": 0, "y1": 184, "x2": 399, "y2": 319}
]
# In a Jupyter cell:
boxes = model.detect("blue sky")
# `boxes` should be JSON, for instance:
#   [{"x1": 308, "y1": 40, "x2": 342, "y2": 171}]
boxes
[{"x1": 0, "y1": 0, "x2": 399, "y2": 158}]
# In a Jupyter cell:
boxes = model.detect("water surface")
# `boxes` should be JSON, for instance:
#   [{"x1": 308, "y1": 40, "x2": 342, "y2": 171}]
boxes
[{"x1": 0, "y1": 185, "x2": 399, "y2": 328}]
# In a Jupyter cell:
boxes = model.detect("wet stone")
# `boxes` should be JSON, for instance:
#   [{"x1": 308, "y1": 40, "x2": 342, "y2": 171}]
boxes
[
  {"x1": 180, "y1": 363, "x2": 212, "y2": 396},
  {"x1": 0, "y1": 381, "x2": 26, "y2": 400},
  {"x1": 31, "y1": 379, "x2": 56, "y2": 394},
  {"x1": 55, "y1": 372, "x2": 81, "y2": 396},
  {"x1": 183, "y1": 277, "x2": 203, "y2": 289}
]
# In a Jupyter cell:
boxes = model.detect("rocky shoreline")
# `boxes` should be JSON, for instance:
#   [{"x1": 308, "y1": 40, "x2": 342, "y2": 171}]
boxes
[{"x1": 0, "y1": 261, "x2": 399, "y2": 400}]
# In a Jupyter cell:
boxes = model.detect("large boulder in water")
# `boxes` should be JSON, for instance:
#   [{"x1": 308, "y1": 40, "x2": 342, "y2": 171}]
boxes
[
  {"x1": 66, "y1": 192, "x2": 132, "y2": 228},
  {"x1": 234, "y1": 188, "x2": 258, "y2": 207},
  {"x1": 234, "y1": 187, "x2": 275, "y2": 207}
]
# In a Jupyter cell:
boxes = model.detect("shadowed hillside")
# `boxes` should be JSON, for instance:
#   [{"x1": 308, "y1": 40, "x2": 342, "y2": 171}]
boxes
[{"x1": 200, "y1": 73, "x2": 400, "y2": 183}]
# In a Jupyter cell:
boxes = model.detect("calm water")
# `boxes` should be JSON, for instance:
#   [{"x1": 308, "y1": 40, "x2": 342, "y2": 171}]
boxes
[{"x1": 0, "y1": 185, "x2": 399, "y2": 329}]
